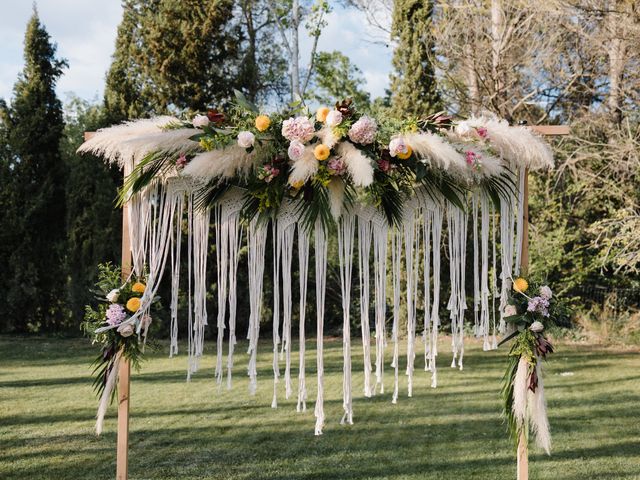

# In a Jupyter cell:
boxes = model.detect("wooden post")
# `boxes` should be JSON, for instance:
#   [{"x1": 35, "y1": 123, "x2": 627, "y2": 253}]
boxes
[
  {"x1": 85, "y1": 130, "x2": 133, "y2": 479},
  {"x1": 516, "y1": 125, "x2": 569, "y2": 480},
  {"x1": 117, "y1": 196, "x2": 132, "y2": 480}
]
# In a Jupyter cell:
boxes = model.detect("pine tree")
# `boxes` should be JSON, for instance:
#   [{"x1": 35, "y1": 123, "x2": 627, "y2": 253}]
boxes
[
  {"x1": 389, "y1": 0, "x2": 440, "y2": 116},
  {"x1": 0, "y1": 9, "x2": 68, "y2": 332}
]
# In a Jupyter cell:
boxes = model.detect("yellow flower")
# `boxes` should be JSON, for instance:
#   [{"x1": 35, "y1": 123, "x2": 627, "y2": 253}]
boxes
[
  {"x1": 290, "y1": 180, "x2": 305, "y2": 190},
  {"x1": 255, "y1": 115, "x2": 271, "y2": 132},
  {"x1": 132, "y1": 282, "x2": 146, "y2": 293},
  {"x1": 126, "y1": 297, "x2": 141, "y2": 313},
  {"x1": 314, "y1": 144, "x2": 330, "y2": 161},
  {"x1": 397, "y1": 145, "x2": 413, "y2": 160},
  {"x1": 316, "y1": 107, "x2": 330, "y2": 123},
  {"x1": 513, "y1": 278, "x2": 529, "y2": 293}
]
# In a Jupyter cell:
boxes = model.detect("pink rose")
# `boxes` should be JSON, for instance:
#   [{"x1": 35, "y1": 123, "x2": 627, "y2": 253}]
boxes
[
  {"x1": 389, "y1": 137, "x2": 408, "y2": 157},
  {"x1": 237, "y1": 131, "x2": 255, "y2": 148},
  {"x1": 287, "y1": 140, "x2": 305, "y2": 161},
  {"x1": 192, "y1": 114, "x2": 210, "y2": 128},
  {"x1": 325, "y1": 110, "x2": 343, "y2": 127}
]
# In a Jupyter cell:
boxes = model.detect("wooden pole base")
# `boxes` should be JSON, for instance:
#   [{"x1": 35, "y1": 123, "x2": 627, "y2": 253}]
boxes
[
  {"x1": 116, "y1": 358, "x2": 131, "y2": 480},
  {"x1": 517, "y1": 432, "x2": 528, "y2": 480}
]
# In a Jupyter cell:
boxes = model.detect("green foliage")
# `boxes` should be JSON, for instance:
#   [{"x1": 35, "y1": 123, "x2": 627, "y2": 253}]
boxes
[
  {"x1": 390, "y1": 0, "x2": 441, "y2": 116},
  {"x1": 308, "y1": 51, "x2": 371, "y2": 108},
  {"x1": 0, "y1": 9, "x2": 68, "y2": 332}
]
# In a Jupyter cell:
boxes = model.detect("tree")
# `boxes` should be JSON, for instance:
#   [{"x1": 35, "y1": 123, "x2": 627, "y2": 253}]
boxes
[
  {"x1": 308, "y1": 51, "x2": 371, "y2": 107},
  {"x1": 104, "y1": 0, "x2": 240, "y2": 118},
  {"x1": 63, "y1": 97, "x2": 122, "y2": 322},
  {"x1": 389, "y1": 0, "x2": 440, "y2": 116},
  {"x1": 0, "y1": 9, "x2": 68, "y2": 332}
]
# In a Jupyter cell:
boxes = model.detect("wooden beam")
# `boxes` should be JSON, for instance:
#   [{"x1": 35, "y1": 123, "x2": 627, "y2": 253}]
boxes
[
  {"x1": 116, "y1": 166, "x2": 132, "y2": 480},
  {"x1": 528, "y1": 125, "x2": 570, "y2": 136}
]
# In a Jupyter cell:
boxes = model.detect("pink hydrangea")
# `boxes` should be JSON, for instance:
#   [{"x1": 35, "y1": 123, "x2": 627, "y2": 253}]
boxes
[
  {"x1": 281, "y1": 116, "x2": 315, "y2": 143},
  {"x1": 106, "y1": 304, "x2": 127, "y2": 326},
  {"x1": 348, "y1": 115, "x2": 377, "y2": 145},
  {"x1": 327, "y1": 156, "x2": 346, "y2": 175}
]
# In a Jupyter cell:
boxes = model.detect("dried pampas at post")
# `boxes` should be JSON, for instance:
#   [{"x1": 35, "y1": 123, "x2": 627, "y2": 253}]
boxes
[
  {"x1": 456, "y1": 116, "x2": 554, "y2": 170},
  {"x1": 183, "y1": 145, "x2": 256, "y2": 181},
  {"x1": 316, "y1": 125, "x2": 340, "y2": 149},
  {"x1": 327, "y1": 178, "x2": 346, "y2": 219},
  {"x1": 77, "y1": 116, "x2": 179, "y2": 167},
  {"x1": 336, "y1": 141, "x2": 374, "y2": 187}
]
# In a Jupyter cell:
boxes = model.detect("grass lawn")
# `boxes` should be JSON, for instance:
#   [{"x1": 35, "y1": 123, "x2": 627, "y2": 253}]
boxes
[{"x1": 1, "y1": 335, "x2": 639, "y2": 480}]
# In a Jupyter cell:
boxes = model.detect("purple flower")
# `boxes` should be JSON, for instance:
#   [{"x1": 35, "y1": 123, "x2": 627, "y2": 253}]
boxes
[
  {"x1": 106, "y1": 304, "x2": 127, "y2": 326},
  {"x1": 527, "y1": 296, "x2": 550, "y2": 317},
  {"x1": 328, "y1": 156, "x2": 346, "y2": 175}
]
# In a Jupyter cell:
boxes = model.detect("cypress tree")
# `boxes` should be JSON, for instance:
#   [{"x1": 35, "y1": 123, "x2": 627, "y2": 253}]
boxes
[
  {"x1": 389, "y1": 0, "x2": 440, "y2": 116},
  {"x1": 0, "y1": 9, "x2": 68, "y2": 332}
]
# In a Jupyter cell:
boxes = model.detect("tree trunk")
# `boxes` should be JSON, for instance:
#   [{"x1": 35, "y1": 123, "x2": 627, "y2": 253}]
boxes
[
  {"x1": 606, "y1": 0, "x2": 626, "y2": 126},
  {"x1": 291, "y1": 0, "x2": 301, "y2": 101}
]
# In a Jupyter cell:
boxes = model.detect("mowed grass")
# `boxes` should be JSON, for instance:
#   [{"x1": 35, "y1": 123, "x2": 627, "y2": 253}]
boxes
[{"x1": 1, "y1": 335, "x2": 639, "y2": 480}]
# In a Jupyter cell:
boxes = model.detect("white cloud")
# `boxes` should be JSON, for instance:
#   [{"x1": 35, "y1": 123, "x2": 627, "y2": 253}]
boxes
[{"x1": 0, "y1": 0, "x2": 122, "y2": 102}]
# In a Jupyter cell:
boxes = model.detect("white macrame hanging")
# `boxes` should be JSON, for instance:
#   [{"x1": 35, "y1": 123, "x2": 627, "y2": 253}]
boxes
[
  {"x1": 428, "y1": 205, "x2": 443, "y2": 387},
  {"x1": 314, "y1": 221, "x2": 327, "y2": 435},
  {"x1": 403, "y1": 206, "x2": 418, "y2": 397},
  {"x1": 447, "y1": 203, "x2": 468, "y2": 370},
  {"x1": 189, "y1": 205, "x2": 209, "y2": 377},
  {"x1": 514, "y1": 167, "x2": 526, "y2": 275},
  {"x1": 390, "y1": 227, "x2": 402, "y2": 404},
  {"x1": 422, "y1": 208, "x2": 432, "y2": 372},
  {"x1": 472, "y1": 193, "x2": 481, "y2": 338},
  {"x1": 225, "y1": 207, "x2": 244, "y2": 390},
  {"x1": 498, "y1": 176, "x2": 516, "y2": 333},
  {"x1": 372, "y1": 212, "x2": 388, "y2": 395},
  {"x1": 247, "y1": 219, "x2": 267, "y2": 395},
  {"x1": 277, "y1": 205, "x2": 296, "y2": 400},
  {"x1": 169, "y1": 190, "x2": 184, "y2": 357},
  {"x1": 337, "y1": 212, "x2": 355, "y2": 425},
  {"x1": 357, "y1": 209, "x2": 374, "y2": 398},
  {"x1": 271, "y1": 220, "x2": 281, "y2": 408},
  {"x1": 296, "y1": 226, "x2": 310, "y2": 412},
  {"x1": 479, "y1": 193, "x2": 492, "y2": 351}
]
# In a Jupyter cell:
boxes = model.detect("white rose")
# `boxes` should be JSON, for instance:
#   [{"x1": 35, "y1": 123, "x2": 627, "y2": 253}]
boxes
[
  {"x1": 287, "y1": 140, "x2": 305, "y2": 161},
  {"x1": 106, "y1": 289, "x2": 120, "y2": 303},
  {"x1": 389, "y1": 137, "x2": 408, "y2": 157},
  {"x1": 504, "y1": 305, "x2": 517, "y2": 317},
  {"x1": 455, "y1": 122, "x2": 471, "y2": 136},
  {"x1": 325, "y1": 110, "x2": 343, "y2": 127},
  {"x1": 237, "y1": 131, "x2": 255, "y2": 148},
  {"x1": 530, "y1": 321, "x2": 545, "y2": 333},
  {"x1": 192, "y1": 114, "x2": 210, "y2": 128},
  {"x1": 117, "y1": 323, "x2": 135, "y2": 337},
  {"x1": 540, "y1": 285, "x2": 552, "y2": 300}
]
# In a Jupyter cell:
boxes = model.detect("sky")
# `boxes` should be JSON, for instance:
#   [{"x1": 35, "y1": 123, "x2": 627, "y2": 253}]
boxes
[{"x1": 0, "y1": 1, "x2": 393, "y2": 106}]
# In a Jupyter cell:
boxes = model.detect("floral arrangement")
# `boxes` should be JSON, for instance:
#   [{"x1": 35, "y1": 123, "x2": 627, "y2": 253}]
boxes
[
  {"x1": 82, "y1": 263, "x2": 157, "y2": 433},
  {"x1": 119, "y1": 91, "x2": 525, "y2": 230},
  {"x1": 500, "y1": 276, "x2": 571, "y2": 454}
]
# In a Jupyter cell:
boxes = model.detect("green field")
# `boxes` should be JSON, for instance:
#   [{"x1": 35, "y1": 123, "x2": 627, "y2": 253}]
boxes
[{"x1": 1, "y1": 335, "x2": 639, "y2": 479}]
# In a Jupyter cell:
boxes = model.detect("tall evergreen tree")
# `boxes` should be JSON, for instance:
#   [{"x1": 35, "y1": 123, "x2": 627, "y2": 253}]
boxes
[
  {"x1": 0, "y1": 9, "x2": 68, "y2": 332},
  {"x1": 389, "y1": 0, "x2": 440, "y2": 116},
  {"x1": 104, "y1": 0, "x2": 239, "y2": 118}
]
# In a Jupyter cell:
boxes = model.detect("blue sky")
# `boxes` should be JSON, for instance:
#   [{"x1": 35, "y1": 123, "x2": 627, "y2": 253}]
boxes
[{"x1": 0, "y1": 1, "x2": 393, "y2": 106}]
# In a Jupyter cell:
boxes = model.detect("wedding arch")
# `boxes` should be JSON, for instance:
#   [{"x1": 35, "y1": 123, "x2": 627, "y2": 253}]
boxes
[{"x1": 80, "y1": 96, "x2": 569, "y2": 480}]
